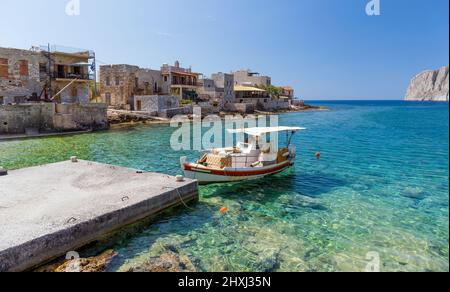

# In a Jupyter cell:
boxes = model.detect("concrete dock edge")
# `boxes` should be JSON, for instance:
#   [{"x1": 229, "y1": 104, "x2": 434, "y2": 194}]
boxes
[{"x1": 0, "y1": 160, "x2": 198, "y2": 272}]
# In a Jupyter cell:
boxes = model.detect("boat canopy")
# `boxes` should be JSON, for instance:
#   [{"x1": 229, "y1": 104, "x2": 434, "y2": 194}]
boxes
[{"x1": 227, "y1": 126, "x2": 306, "y2": 137}]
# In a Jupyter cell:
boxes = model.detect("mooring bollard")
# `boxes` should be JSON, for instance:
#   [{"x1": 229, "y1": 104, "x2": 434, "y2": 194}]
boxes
[
  {"x1": 70, "y1": 156, "x2": 78, "y2": 163},
  {"x1": 0, "y1": 167, "x2": 7, "y2": 176},
  {"x1": 176, "y1": 175, "x2": 185, "y2": 182}
]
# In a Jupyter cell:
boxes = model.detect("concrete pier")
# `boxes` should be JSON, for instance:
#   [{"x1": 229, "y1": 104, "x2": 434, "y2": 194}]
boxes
[{"x1": 0, "y1": 160, "x2": 198, "y2": 272}]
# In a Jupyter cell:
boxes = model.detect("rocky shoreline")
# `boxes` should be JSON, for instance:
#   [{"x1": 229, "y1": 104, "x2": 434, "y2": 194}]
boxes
[{"x1": 108, "y1": 105, "x2": 327, "y2": 126}]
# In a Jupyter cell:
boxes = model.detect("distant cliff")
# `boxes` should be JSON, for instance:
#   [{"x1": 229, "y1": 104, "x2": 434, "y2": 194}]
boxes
[{"x1": 405, "y1": 66, "x2": 449, "y2": 101}]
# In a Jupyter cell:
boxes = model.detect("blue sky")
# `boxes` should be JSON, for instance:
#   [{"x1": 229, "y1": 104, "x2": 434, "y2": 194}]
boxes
[{"x1": 0, "y1": 0, "x2": 448, "y2": 100}]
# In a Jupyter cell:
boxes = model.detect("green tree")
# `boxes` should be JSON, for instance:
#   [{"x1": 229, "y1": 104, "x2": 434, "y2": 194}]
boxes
[{"x1": 261, "y1": 85, "x2": 283, "y2": 98}]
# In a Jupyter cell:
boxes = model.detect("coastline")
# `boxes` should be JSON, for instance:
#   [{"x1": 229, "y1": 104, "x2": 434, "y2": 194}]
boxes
[{"x1": 108, "y1": 105, "x2": 329, "y2": 127}]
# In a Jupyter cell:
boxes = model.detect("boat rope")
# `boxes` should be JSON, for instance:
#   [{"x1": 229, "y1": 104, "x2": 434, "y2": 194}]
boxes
[{"x1": 162, "y1": 186, "x2": 196, "y2": 211}]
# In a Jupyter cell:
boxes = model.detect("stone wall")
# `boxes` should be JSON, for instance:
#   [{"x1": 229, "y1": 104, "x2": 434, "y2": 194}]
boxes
[
  {"x1": 264, "y1": 100, "x2": 290, "y2": 111},
  {"x1": 160, "y1": 106, "x2": 193, "y2": 119},
  {"x1": 0, "y1": 103, "x2": 54, "y2": 134},
  {"x1": 0, "y1": 103, "x2": 108, "y2": 134},
  {"x1": 226, "y1": 103, "x2": 255, "y2": 114},
  {"x1": 54, "y1": 103, "x2": 109, "y2": 131}
]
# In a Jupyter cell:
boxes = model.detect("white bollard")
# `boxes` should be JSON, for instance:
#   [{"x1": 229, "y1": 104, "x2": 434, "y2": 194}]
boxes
[{"x1": 176, "y1": 175, "x2": 185, "y2": 182}]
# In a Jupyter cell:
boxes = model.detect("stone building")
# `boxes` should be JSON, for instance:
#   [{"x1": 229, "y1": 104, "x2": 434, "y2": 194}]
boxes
[
  {"x1": 100, "y1": 61, "x2": 203, "y2": 110},
  {"x1": 0, "y1": 45, "x2": 94, "y2": 105},
  {"x1": 161, "y1": 61, "x2": 201, "y2": 100},
  {"x1": 50, "y1": 48, "x2": 94, "y2": 104},
  {"x1": 0, "y1": 47, "x2": 45, "y2": 104},
  {"x1": 280, "y1": 86, "x2": 294, "y2": 99},
  {"x1": 134, "y1": 95, "x2": 179, "y2": 113},
  {"x1": 234, "y1": 85, "x2": 270, "y2": 105},
  {"x1": 196, "y1": 72, "x2": 236, "y2": 109},
  {"x1": 99, "y1": 64, "x2": 165, "y2": 110},
  {"x1": 233, "y1": 69, "x2": 271, "y2": 87},
  {"x1": 233, "y1": 85, "x2": 289, "y2": 111},
  {"x1": 212, "y1": 72, "x2": 235, "y2": 105}
]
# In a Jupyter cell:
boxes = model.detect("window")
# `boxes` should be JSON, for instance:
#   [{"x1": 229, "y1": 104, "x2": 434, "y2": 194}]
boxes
[
  {"x1": 164, "y1": 76, "x2": 168, "y2": 82},
  {"x1": 106, "y1": 76, "x2": 111, "y2": 86},
  {"x1": 0, "y1": 58, "x2": 8, "y2": 78},
  {"x1": 115, "y1": 76, "x2": 120, "y2": 86},
  {"x1": 135, "y1": 77, "x2": 139, "y2": 88},
  {"x1": 73, "y1": 66, "x2": 81, "y2": 75},
  {"x1": 14, "y1": 96, "x2": 26, "y2": 104},
  {"x1": 71, "y1": 86, "x2": 78, "y2": 98},
  {"x1": 105, "y1": 93, "x2": 111, "y2": 105},
  {"x1": 39, "y1": 63, "x2": 47, "y2": 73},
  {"x1": 57, "y1": 65, "x2": 65, "y2": 78},
  {"x1": 0, "y1": 96, "x2": 3, "y2": 105}
]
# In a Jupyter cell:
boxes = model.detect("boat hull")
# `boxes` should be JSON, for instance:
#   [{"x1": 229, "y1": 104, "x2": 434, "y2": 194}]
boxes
[{"x1": 181, "y1": 160, "x2": 293, "y2": 184}]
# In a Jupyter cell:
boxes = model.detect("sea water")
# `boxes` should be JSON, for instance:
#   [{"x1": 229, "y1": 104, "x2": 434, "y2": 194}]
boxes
[{"x1": 0, "y1": 101, "x2": 448, "y2": 272}]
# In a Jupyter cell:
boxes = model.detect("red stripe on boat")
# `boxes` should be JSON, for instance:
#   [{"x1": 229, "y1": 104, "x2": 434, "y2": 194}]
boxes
[{"x1": 183, "y1": 161, "x2": 290, "y2": 177}]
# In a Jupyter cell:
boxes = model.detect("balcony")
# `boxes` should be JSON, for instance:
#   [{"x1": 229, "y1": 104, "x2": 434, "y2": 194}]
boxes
[
  {"x1": 171, "y1": 81, "x2": 201, "y2": 87},
  {"x1": 52, "y1": 72, "x2": 93, "y2": 81}
]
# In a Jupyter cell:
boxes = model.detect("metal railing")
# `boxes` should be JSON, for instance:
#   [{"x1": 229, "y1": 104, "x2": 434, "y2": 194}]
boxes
[{"x1": 52, "y1": 72, "x2": 93, "y2": 80}]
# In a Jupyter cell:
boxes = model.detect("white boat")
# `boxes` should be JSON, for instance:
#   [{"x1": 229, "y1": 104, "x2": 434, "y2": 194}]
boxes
[{"x1": 180, "y1": 126, "x2": 306, "y2": 184}]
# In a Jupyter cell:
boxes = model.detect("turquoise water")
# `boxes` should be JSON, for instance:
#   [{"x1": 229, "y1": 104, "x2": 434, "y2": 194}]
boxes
[{"x1": 0, "y1": 101, "x2": 448, "y2": 272}]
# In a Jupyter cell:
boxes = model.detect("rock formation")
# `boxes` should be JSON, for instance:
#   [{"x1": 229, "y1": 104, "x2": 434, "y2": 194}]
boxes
[{"x1": 405, "y1": 66, "x2": 449, "y2": 101}]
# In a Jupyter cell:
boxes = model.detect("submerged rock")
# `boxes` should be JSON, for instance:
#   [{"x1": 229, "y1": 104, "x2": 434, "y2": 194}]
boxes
[
  {"x1": 253, "y1": 250, "x2": 280, "y2": 272},
  {"x1": 37, "y1": 250, "x2": 118, "y2": 273},
  {"x1": 403, "y1": 187, "x2": 426, "y2": 200},
  {"x1": 127, "y1": 251, "x2": 197, "y2": 272}
]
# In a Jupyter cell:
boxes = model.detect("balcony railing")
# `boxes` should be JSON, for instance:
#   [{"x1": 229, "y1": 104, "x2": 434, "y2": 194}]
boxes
[
  {"x1": 52, "y1": 72, "x2": 93, "y2": 80},
  {"x1": 171, "y1": 81, "x2": 201, "y2": 87}
]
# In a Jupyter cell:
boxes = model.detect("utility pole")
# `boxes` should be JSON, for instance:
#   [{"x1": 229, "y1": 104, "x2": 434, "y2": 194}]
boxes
[
  {"x1": 93, "y1": 51, "x2": 97, "y2": 103},
  {"x1": 47, "y1": 43, "x2": 53, "y2": 100}
]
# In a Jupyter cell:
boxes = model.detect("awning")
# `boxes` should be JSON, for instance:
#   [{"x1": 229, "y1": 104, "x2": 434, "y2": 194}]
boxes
[
  {"x1": 71, "y1": 62, "x2": 92, "y2": 66},
  {"x1": 234, "y1": 85, "x2": 266, "y2": 92},
  {"x1": 228, "y1": 126, "x2": 306, "y2": 137}
]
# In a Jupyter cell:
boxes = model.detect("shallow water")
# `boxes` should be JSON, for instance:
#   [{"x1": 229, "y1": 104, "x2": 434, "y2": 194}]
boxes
[{"x1": 0, "y1": 101, "x2": 448, "y2": 272}]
